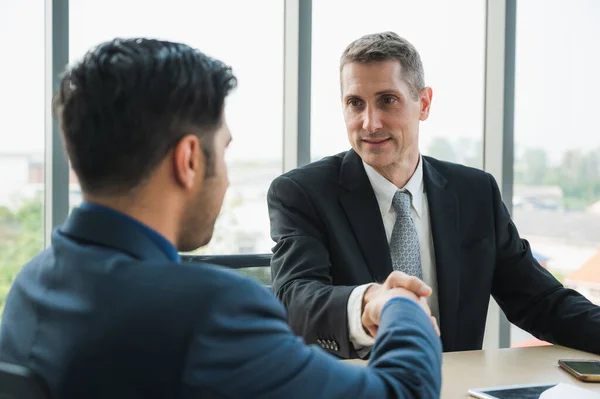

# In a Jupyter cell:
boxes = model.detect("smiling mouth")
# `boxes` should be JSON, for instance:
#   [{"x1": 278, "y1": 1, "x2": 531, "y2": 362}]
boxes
[{"x1": 362, "y1": 138, "x2": 391, "y2": 144}]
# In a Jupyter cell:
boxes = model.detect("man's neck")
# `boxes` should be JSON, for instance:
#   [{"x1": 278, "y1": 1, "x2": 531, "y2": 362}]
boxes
[
  {"x1": 83, "y1": 193, "x2": 179, "y2": 247},
  {"x1": 372, "y1": 152, "x2": 420, "y2": 189}
]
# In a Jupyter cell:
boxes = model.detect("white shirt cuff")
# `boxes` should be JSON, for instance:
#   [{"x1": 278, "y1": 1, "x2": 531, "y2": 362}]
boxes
[{"x1": 347, "y1": 283, "x2": 376, "y2": 349}]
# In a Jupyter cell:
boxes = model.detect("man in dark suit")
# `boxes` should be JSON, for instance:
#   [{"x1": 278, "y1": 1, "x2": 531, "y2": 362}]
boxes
[
  {"x1": 0, "y1": 38, "x2": 442, "y2": 398},
  {"x1": 268, "y1": 31, "x2": 600, "y2": 360}
]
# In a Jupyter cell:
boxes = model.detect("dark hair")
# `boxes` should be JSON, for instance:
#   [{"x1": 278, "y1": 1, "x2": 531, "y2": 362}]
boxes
[
  {"x1": 54, "y1": 38, "x2": 237, "y2": 195},
  {"x1": 340, "y1": 31, "x2": 424, "y2": 100}
]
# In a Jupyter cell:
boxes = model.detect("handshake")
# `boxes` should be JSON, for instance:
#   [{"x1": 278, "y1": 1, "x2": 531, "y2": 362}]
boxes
[{"x1": 362, "y1": 271, "x2": 440, "y2": 338}]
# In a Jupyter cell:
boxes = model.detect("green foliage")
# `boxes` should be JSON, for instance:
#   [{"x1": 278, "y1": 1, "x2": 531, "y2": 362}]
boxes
[
  {"x1": 0, "y1": 195, "x2": 270, "y2": 320},
  {"x1": 515, "y1": 148, "x2": 549, "y2": 185},
  {"x1": 515, "y1": 147, "x2": 600, "y2": 210},
  {"x1": 428, "y1": 138, "x2": 458, "y2": 164},
  {"x1": 236, "y1": 267, "x2": 271, "y2": 286},
  {"x1": 430, "y1": 138, "x2": 600, "y2": 209},
  {"x1": 0, "y1": 197, "x2": 44, "y2": 318},
  {"x1": 425, "y1": 137, "x2": 483, "y2": 168}
]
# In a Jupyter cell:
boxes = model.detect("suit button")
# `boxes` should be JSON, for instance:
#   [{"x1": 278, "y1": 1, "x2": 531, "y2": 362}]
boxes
[
  {"x1": 333, "y1": 342, "x2": 338, "y2": 351},
  {"x1": 317, "y1": 339, "x2": 323, "y2": 347}
]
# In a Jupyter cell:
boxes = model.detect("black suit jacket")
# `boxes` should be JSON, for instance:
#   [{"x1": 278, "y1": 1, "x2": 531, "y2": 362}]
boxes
[{"x1": 268, "y1": 150, "x2": 600, "y2": 359}]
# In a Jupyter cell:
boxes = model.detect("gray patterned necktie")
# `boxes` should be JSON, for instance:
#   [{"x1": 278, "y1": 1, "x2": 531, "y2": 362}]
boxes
[{"x1": 389, "y1": 190, "x2": 422, "y2": 279}]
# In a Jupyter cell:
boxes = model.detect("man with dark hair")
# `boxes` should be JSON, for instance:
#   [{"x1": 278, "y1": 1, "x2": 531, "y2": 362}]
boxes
[
  {"x1": 269, "y1": 31, "x2": 600, "y2": 360},
  {"x1": 0, "y1": 38, "x2": 442, "y2": 398}
]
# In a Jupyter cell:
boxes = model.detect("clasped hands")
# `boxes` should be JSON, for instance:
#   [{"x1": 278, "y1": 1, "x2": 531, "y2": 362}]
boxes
[{"x1": 361, "y1": 271, "x2": 440, "y2": 338}]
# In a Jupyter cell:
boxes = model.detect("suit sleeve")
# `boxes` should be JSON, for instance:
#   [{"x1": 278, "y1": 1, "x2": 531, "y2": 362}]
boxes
[
  {"x1": 180, "y1": 278, "x2": 442, "y2": 399},
  {"x1": 488, "y1": 174, "x2": 600, "y2": 353},
  {"x1": 267, "y1": 174, "x2": 357, "y2": 358}
]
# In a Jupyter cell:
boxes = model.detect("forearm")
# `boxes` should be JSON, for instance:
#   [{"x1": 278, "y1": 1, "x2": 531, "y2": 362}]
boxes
[
  {"x1": 234, "y1": 297, "x2": 442, "y2": 399},
  {"x1": 186, "y1": 276, "x2": 442, "y2": 399},
  {"x1": 368, "y1": 298, "x2": 443, "y2": 398},
  {"x1": 489, "y1": 174, "x2": 600, "y2": 354},
  {"x1": 493, "y1": 243, "x2": 600, "y2": 354},
  {"x1": 287, "y1": 298, "x2": 442, "y2": 399},
  {"x1": 276, "y1": 279, "x2": 357, "y2": 358},
  {"x1": 511, "y1": 286, "x2": 600, "y2": 354}
]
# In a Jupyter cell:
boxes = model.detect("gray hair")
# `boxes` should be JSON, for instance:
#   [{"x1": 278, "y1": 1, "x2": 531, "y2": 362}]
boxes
[{"x1": 340, "y1": 31, "x2": 425, "y2": 100}]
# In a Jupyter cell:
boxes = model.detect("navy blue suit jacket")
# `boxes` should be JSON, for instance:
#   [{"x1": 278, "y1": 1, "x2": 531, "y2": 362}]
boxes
[{"x1": 0, "y1": 205, "x2": 442, "y2": 398}]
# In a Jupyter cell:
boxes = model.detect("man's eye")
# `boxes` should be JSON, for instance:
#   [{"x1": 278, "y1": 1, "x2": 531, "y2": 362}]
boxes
[{"x1": 382, "y1": 96, "x2": 396, "y2": 104}]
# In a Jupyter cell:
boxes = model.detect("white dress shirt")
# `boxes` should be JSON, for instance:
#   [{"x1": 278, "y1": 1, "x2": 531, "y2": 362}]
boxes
[{"x1": 347, "y1": 156, "x2": 439, "y2": 351}]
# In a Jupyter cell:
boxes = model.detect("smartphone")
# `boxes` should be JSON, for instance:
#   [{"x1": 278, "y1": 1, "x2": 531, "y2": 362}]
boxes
[{"x1": 558, "y1": 359, "x2": 600, "y2": 382}]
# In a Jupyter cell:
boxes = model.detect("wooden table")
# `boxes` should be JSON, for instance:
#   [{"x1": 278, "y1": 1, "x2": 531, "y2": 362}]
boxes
[{"x1": 345, "y1": 345, "x2": 600, "y2": 398}]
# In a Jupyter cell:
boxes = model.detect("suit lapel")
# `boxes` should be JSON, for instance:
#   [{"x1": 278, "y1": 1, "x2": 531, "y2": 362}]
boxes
[
  {"x1": 423, "y1": 157, "x2": 461, "y2": 351},
  {"x1": 339, "y1": 150, "x2": 393, "y2": 282}
]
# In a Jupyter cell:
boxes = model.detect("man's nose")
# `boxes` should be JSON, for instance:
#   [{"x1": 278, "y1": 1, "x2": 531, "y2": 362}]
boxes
[{"x1": 362, "y1": 106, "x2": 383, "y2": 133}]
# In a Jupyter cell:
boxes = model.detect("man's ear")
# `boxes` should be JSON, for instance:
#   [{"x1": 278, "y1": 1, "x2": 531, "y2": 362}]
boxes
[
  {"x1": 419, "y1": 87, "x2": 433, "y2": 121},
  {"x1": 173, "y1": 135, "x2": 205, "y2": 190}
]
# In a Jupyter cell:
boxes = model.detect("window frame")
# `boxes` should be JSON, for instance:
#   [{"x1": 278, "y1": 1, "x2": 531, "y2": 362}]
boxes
[{"x1": 43, "y1": 0, "x2": 515, "y2": 348}]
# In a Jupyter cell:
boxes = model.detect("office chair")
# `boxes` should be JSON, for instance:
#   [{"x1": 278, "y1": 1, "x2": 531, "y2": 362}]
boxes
[
  {"x1": 181, "y1": 253, "x2": 272, "y2": 269},
  {"x1": 0, "y1": 361, "x2": 50, "y2": 399},
  {"x1": 181, "y1": 253, "x2": 273, "y2": 288}
]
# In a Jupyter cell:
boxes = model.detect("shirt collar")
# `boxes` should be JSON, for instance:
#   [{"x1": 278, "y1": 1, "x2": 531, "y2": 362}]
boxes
[
  {"x1": 79, "y1": 202, "x2": 180, "y2": 262},
  {"x1": 363, "y1": 155, "x2": 424, "y2": 218}
]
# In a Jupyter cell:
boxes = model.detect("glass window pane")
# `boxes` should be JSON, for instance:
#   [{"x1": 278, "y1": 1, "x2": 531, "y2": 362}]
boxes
[
  {"x1": 68, "y1": 1, "x2": 283, "y2": 285},
  {"x1": 511, "y1": 0, "x2": 600, "y2": 347},
  {"x1": 311, "y1": 0, "x2": 486, "y2": 167},
  {"x1": 0, "y1": 1, "x2": 45, "y2": 317}
]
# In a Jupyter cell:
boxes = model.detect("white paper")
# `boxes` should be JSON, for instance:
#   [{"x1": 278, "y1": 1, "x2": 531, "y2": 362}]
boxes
[{"x1": 539, "y1": 382, "x2": 600, "y2": 399}]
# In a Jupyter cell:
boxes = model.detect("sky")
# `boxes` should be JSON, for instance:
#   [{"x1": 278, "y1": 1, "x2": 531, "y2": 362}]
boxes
[{"x1": 0, "y1": 0, "x2": 599, "y2": 165}]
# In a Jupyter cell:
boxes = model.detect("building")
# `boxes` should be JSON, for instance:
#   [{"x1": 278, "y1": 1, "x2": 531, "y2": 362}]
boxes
[
  {"x1": 0, "y1": 153, "x2": 43, "y2": 209},
  {"x1": 513, "y1": 185, "x2": 564, "y2": 211},
  {"x1": 589, "y1": 200, "x2": 600, "y2": 215},
  {"x1": 565, "y1": 251, "x2": 600, "y2": 305}
]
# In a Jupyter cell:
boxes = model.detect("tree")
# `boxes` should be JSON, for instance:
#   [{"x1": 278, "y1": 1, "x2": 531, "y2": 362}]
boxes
[
  {"x1": 516, "y1": 148, "x2": 548, "y2": 185},
  {"x1": 0, "y1": 188, "x2": 276, "y2": 319},
  {"x1": 457, "y1": 138, "x2": 483, "y2": 168},
  {"x1": 426, "y1": 137, "x2": 458, "y2": 163},
  {"x1": 0, "y1": 197, "x2": 44, "y2": 317},
  {"x1": 560, "y1": 150, "x2": 586, "y2": 183},
  {"x1": 514, "y1": 146, "x2": 600, "y2": 210}
]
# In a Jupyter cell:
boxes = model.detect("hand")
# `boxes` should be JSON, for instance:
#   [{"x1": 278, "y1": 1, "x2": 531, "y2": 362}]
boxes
[
  {"x1": 362, "y1": 287, "x2": 420, "y2": 337},
  {"x1": 361, "y1": 272, "x2": 439, "y2": 337},
  {"x1": 420, "y1": 297, "x2": 441, "y2": 337},
  {"x1": 362, "y1": 272, "x2": 431, "y2": 316},
  {"x1": 383, "y1": 271, "x2": 432, "y2": 297},
  {"x1": 386, "y1": 272, "x2": 439, "y2": 335},
  {"x1": 383, "y1": 272, "x2": 438, "y2": 334},
  {"x1": 362, "y1": 271, "x2": 430, "y2": 308},
  {"x1": 362, "y1": 289, "x2": 440, "y2": 337}
]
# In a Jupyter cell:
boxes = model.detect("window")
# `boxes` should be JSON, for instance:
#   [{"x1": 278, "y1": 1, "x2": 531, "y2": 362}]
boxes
[
  {"x1": 311, "y1": 0, "x2": 486, "y2": 168},
  {"x1": 68, "y1": 0, "x2": 284, "y2": 268},
  {"x1": 511, "y1": 0, "x2": 600, "y2": 347},
  {"x1": 0, "y1": 0, "x2": 45, "y2": 317}
]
